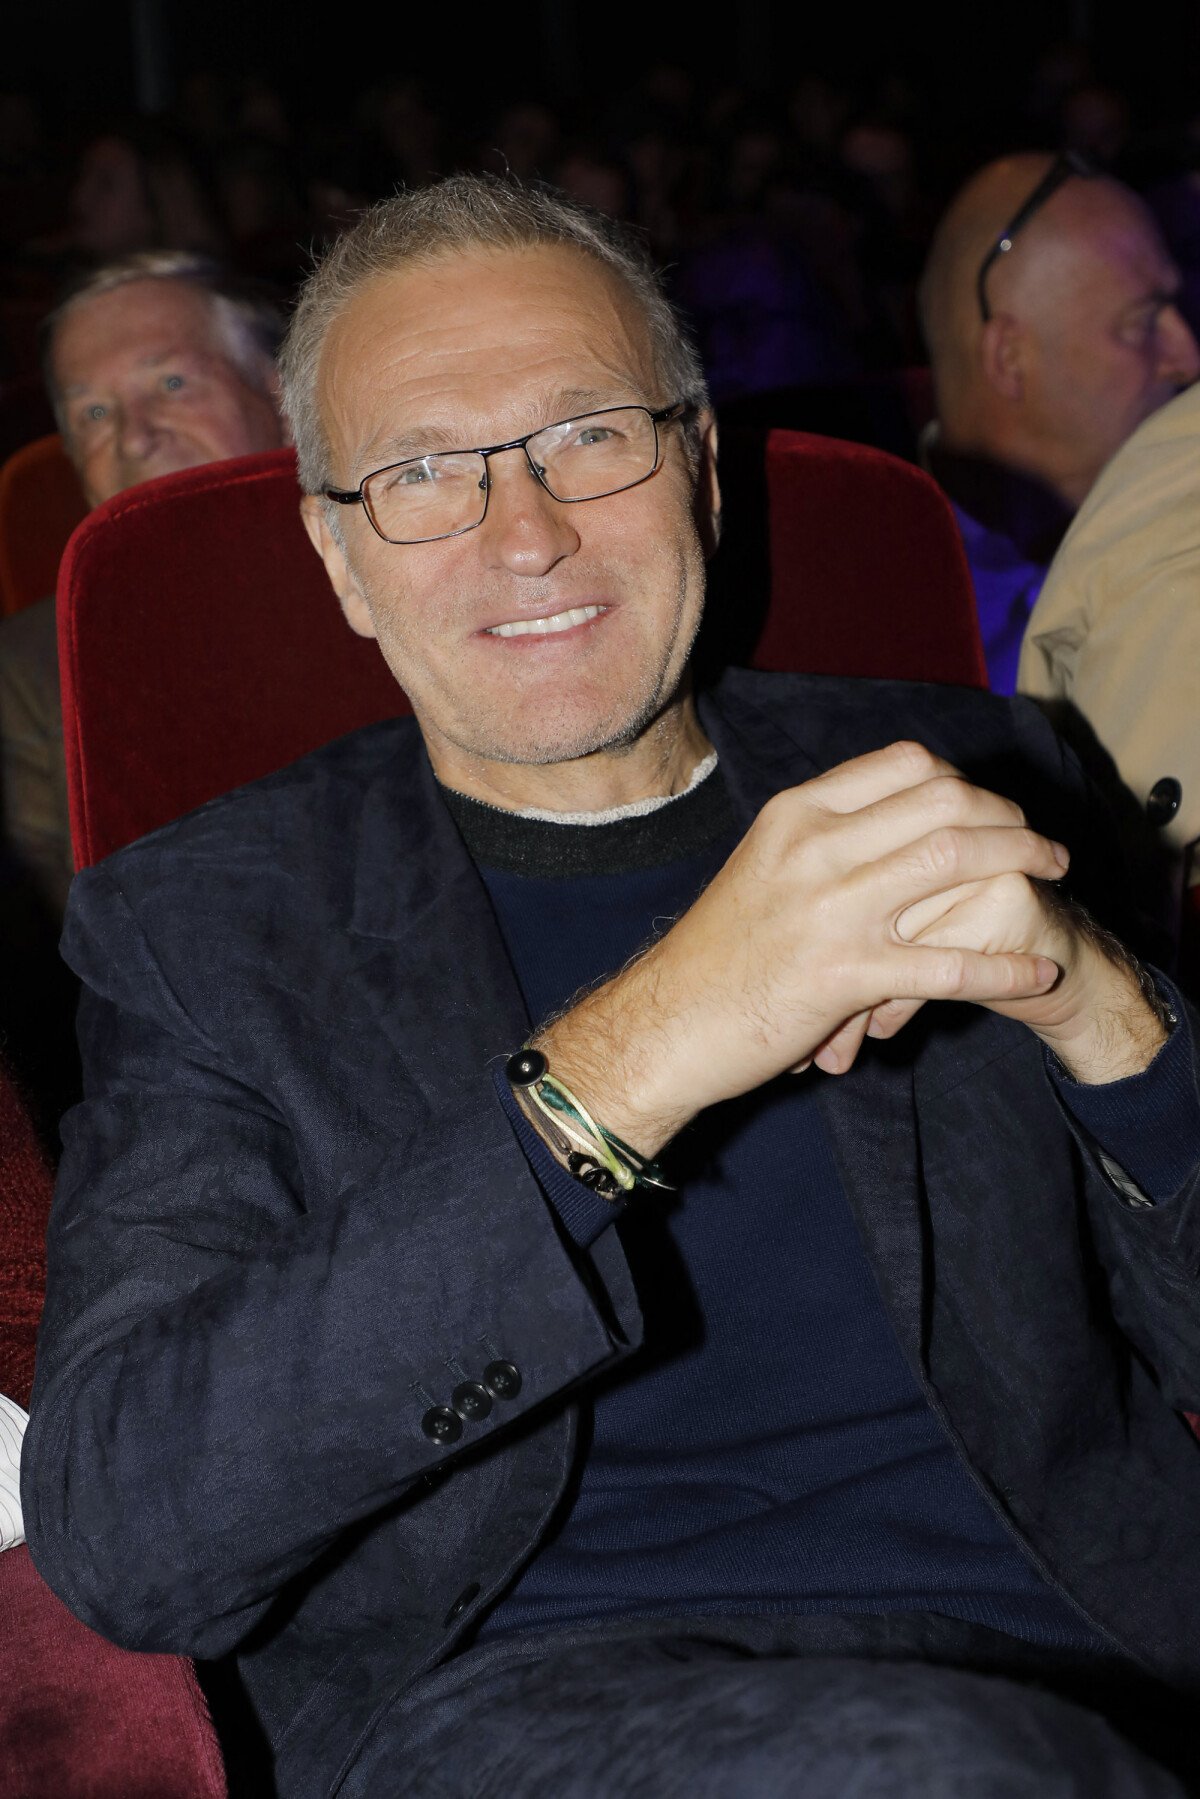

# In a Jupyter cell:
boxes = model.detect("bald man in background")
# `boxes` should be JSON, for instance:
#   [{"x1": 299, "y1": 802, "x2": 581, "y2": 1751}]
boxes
[{"x1": 918, "y1": 152, "x2": 1199, "y2": 692}]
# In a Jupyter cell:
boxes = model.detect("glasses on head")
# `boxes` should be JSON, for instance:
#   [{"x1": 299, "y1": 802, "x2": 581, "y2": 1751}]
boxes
[
  {"x1": 324, "y1": 402, "x2": 693, "y2": 545},
  {"x1": 976, "y1": 150, "x2": 1096, "y2": 324}
]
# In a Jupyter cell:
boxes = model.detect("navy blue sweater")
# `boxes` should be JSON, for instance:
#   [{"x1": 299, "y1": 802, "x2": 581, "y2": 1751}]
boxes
[{"x1": 439, "y1": 772, "x2": 1195, "y2": 1652}]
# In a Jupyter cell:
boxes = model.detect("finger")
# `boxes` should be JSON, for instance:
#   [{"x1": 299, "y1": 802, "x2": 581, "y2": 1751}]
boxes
[
  {"x1": 802, "y1": 741, "x2": 964, "y2": 816},
  {"x1": 880, "y1": 828, "x2": 1069, "y2": 924},
  {"x1": 816, "y1": 779, "x2": 1030, "y2": 872},
  {"x1": 865, "y1": 998, "x2": 923, "y2": 1038},
  {"x1": 895, "y1": 879, "x2": 990, "y2": 943},
  {"x1": 813, "y1": 1011, "x2": 872, "y2": 1074},
  {"x1": 885, "y1": 946, "x2": 1060, "y2": 1006}
]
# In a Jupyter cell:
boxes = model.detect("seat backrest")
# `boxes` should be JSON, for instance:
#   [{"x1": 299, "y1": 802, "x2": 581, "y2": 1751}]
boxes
[
  {"x1": 702, "y1": 427, "x2": 986, "y2": 690},
  {"x1": 59, "y1": 449, "x2": 409, "y2": 871},
  {"x1": 0, "y1": 434, "x2": 87, "y2": 619},
  {"x1": 63, "y1": 436, "x2": 985, "y2": 871},
  {"x1": 0, "y1": 1063, "x2": 52, "y2": 1410}
]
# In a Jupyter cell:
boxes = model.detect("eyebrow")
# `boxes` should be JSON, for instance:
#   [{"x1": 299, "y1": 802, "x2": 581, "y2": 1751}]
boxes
[
  {"x1": 356, "y1": 386, "x2": 631, "y2": 472},
  {"x1": 61, "y1": 347, "x2": 208, "y2": 398}
]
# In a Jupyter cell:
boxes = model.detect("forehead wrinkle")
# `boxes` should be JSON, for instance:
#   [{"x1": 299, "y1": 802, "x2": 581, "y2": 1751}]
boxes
[
  {"x1": 333, "y1": 343, "x2": 653, "y2": 478},
  {"x1": 361, "y1": 385, "x2": 632, "y2": 467},
  {"x1": 320, "y1": 246, "x2": 660, "y2": 482}
]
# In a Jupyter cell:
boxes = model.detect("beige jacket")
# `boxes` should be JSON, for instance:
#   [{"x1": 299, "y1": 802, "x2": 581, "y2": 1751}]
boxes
[
  {"x1": 1018, "y1": 384, "x2": 1200, "y2": 884},
  {"x1": 0, "y1": 595, "x2": 72, "y2": 919}
]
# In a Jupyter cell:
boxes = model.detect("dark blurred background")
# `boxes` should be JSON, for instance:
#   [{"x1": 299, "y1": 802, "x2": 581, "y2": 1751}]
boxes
[{"x1": 4, "y1": 0, "x2": 1200, "y2": 424}]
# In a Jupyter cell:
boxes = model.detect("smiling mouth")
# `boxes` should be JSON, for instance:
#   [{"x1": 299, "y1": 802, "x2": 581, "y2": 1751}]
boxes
[{"x1": 485, "y1": 605, "x2": 607, "y2": 638}]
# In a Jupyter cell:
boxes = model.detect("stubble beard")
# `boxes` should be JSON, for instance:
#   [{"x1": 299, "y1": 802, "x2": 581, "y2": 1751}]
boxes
[{"x1": 358, "y1": 542, "x2": 706, "y2": 774}]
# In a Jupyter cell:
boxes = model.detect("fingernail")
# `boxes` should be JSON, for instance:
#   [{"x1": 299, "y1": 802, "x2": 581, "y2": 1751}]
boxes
[
  {"x1": 1052, "y1": 841, "x2": 1070, "y2": 869},
  {"x1": 1035, "y1": 957, "x2": 1059, "y2": 986}
]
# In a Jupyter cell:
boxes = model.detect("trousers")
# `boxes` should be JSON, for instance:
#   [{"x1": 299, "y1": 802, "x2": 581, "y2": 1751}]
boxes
[{"x1": 339, "y1": 1612, "x2": 1192, "y2": 1798}]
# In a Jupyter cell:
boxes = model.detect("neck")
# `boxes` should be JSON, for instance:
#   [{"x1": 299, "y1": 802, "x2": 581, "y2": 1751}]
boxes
[{"x1": 424, "y1": 691, "x2": 713, "y2": 816}]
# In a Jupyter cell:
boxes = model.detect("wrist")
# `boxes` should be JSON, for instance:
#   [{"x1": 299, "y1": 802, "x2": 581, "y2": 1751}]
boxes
[
  {"x1": 1035, "y1": 937, "x2": 1171, "y2": 1084},
  {"x1": 533, "y1": 967, "x2": 696, "y2": 1160}
]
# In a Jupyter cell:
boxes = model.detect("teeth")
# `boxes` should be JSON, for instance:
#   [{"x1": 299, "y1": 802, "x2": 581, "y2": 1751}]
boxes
[{"x1": 487, "y1": 605, "x2": 603, "y2": 638}]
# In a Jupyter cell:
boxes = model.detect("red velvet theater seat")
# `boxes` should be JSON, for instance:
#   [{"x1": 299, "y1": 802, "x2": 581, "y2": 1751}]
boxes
[
  {"x1": 0, "y1": 1064, "x2": 51, "y2": 1413},
  {"x1": 0, "y1": 1547, "x2": 227, "y2": 1799},
  {"x1": 61, "y1": 436, "x2": 983, "y2": 869},
  {"x1": 704, "y1": 427, "x2": 987, "y2": 690},
  {"x1": 59, "y1": 448, "x2": 409, "y2": 870},
  {"x1": 0, "y1": 1062, "x2": 227, "y2": 1797}
]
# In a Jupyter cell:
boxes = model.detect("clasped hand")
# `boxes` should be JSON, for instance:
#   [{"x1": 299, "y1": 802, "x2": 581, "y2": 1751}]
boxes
[{"x1": 539, "y1": 741, "x2": 1164, "y2": 1157}]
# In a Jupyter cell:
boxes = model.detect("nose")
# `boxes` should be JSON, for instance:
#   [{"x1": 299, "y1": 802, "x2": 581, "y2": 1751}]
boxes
[
  {"x1": 115, "y1": 395, "x2": 166, "y2": 464},
  {"x1": 478, "y1": 446, "x2": 581, "y2": 576},
  {"x1": 1158, "y1": 303, "x2": 1200, "y2": 387}
]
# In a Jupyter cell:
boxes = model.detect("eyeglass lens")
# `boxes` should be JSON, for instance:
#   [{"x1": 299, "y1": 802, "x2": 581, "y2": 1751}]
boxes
[{"x1": 362, "y1": 407, "x2": 660, "y2": 543}]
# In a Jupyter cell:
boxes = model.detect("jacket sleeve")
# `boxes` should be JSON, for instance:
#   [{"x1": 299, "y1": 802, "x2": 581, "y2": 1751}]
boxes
[
  {"x1": 21, "y1": 862, "x2": 639, "y2": 1658},
  {"x1": 1060, "y1": 993, "x2": 1200, "y2": 1414}
]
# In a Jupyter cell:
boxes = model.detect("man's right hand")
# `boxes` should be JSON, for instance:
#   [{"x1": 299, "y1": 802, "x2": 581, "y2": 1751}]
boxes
[{"x1": 534, "y1": 741, "x2": 1068, "y2": 1157}]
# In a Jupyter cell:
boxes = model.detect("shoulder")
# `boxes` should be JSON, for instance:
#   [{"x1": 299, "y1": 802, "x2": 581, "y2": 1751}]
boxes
[
  {"x1": 708, "y1": 663, "x2": 1082, "y2": 834},
  {"x1": 68, "y1": 714, "x2": 424, "y2": 927},
  {"x1": 1021, "y1": 390, "x2": 1200, "y2": 693},
  {"x1": 1042, "y1": 387, "x2": 1200, "y2": 595},
  {"x1": 0, "y1": 596, "x2": 58, "y2": 701},
  {"x1": 710, "y1": 664, "x2": 1030, "y2": 764}
]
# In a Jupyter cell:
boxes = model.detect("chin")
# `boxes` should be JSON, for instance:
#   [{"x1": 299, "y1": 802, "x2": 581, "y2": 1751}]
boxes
[{"x1": 447, "y1": 682, "x2": 673, "y2": 769}]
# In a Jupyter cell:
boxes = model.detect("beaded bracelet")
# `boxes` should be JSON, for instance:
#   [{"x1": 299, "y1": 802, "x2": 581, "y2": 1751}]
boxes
[{"x1": 506, "y1": 1048, "x2": 674, "y2": 1201}]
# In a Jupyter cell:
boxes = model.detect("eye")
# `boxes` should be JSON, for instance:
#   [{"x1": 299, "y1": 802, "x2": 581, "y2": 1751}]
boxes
[
  {"x1": 163, "y1": 373, "x2": 185, "y2": 392},
  {"x1": 79, "y1": 402, "x2": 107, "y2": 427},
  {"x1": 1118, "y1": 305, "x2": 1162, "y2": 348},
  {"x1": 574, "y1": 424, "x2": 618, "y2": 447}
]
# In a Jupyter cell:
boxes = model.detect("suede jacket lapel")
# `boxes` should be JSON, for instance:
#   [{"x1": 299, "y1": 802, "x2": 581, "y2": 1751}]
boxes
[{"x1": 345, "y1": 727, "x2": 530, "y2": 1113}]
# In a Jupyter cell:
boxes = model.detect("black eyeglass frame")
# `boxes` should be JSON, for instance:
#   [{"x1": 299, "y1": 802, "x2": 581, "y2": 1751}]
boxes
[
  {"x1": 975, "y1": 151, "x2": 1096, "y2": 324},
  {"x1": 323, "y1": 401, "x2": 694, "y2": 545}
]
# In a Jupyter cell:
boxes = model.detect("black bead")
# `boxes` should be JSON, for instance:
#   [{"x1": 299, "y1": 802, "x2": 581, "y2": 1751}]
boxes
[
  {"x1": 483, "y1": 1360, "x2": 522, "y2": 1400},
  {"x1": 506, "y1": 1048, "x2": 547, "y2": 1087},
  {"x1": 451, "y1": 1381, "x2": 493, "y2": 1422},
  {"x1": 1146, "y1": 776, "x2": 1182, "y2": 827},
  {"x1": 421, "y1": 1405, "x2": 463, "y2": 1444}
]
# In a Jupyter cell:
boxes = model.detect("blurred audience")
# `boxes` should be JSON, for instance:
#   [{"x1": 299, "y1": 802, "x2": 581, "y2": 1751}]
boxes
[
  {"x1": 1019, "y1": 379, "x2": 1200, "y2": 896},
  {"x1": 918, "y1": 152, "x2": 1199, "y2": 691}
]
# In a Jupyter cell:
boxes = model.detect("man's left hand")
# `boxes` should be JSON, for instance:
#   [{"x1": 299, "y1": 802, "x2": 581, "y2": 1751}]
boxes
[{"x1": 812, "y1": 868, "x2": 1169, "y2": 1085}]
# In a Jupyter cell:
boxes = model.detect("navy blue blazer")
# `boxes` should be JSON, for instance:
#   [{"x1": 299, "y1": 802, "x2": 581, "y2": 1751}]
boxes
[{"x1": 22, "y1": 670, "x2": 1200, "y2": 1798}]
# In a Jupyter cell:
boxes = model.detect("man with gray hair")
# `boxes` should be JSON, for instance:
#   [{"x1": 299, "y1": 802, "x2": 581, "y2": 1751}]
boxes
[
  {"x1": 0, "y1": 250, "x2": 287, "y2": 919},
  {"x1": 23, "y1": 177, "x2": 1200, "y2": 1796}
]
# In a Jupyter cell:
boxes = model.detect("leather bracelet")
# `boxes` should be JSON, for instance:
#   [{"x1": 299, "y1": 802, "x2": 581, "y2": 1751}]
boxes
[{"x1": 506, "y1": 1049, "x2": 674, "y2": 1200}]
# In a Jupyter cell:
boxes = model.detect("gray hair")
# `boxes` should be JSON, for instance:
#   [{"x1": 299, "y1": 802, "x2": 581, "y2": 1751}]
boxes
[
  {"x1": 279, "y1": 174, "x2": 709, "y2": 499},
  {"x1": 42, "y1": 250, "x2": 284, "y2": 430}
]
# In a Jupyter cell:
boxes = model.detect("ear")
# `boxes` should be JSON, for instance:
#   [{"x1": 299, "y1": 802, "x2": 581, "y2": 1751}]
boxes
[
  {"x1": 299, "y1": 496, "x2": 378, "y2": 640},
  {"x1": 979, "y1": 312, "x2": 1026, "y2": 403},
  {"x1": 692, "y1": 407, "x2": 722, "y2": 558}
]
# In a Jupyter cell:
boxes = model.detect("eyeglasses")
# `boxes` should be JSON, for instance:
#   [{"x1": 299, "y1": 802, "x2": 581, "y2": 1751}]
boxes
[
  {"x1": 324, "y1": 402, "x2": 693, "y2": 545},
  {"x1": 976, "y1": 151, "x2": 1096, "y2": 323}
]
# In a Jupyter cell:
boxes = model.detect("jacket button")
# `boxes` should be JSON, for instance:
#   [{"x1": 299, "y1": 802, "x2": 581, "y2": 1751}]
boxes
[
  {"x1": 483, "y1": 1360, "x2": 522, "y2": 1400},
  {"x1": 451, "y1": 1381, "x2": 493, "y2": 1422},
  {"x1": 421, "y1": 1406, "x2": 462, "y2": 1444},
  {"x1": 444, "y1": 1582, "x2": 480, "y2": 1625},
  {"x1": 1146, "y1": 777, "x2": 1182, "y2": 826}
]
